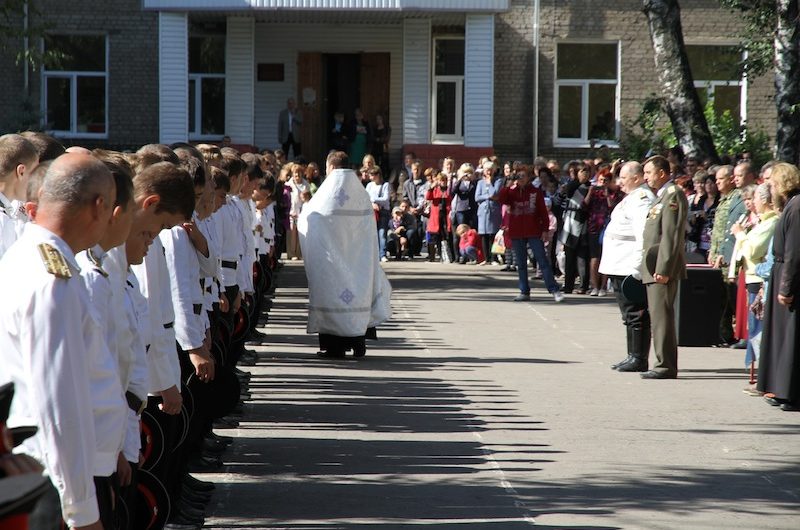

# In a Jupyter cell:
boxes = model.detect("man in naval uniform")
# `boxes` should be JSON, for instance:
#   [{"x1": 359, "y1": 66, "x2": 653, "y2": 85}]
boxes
[
  {"x1": 639, "y1": 155, "x2": 688, "y2": 379},
  {"x1": 599, "y1": 162, "x2": 656, "y2": 372},
  {"x1": 0, "y1": 153, "x2": 116, "y2": 530}
]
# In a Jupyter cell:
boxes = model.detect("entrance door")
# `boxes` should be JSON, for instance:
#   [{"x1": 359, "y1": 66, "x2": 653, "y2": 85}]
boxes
[
  {"x1": 299, "y1": 52, "x2": 391, "y2": 165},
  {"x1": 297, "y1": 52, "x2": 322, "y2": 163},
  {"x1": 359, "y1": 52, "x2": 391, "y2": 130}
]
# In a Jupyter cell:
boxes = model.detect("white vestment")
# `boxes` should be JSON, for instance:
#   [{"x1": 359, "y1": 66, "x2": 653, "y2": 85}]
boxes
[{"x1": 298, "y1": 168, "x2": 392, "y2": 336}]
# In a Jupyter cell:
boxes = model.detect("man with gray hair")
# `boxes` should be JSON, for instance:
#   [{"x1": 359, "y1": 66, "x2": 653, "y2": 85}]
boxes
[
  {"x1": 0, "y1": 153, "x2": 116, "y2": 530},
  {"x1": 599, "y1": 162, "x2": 657, "y2": 372}
]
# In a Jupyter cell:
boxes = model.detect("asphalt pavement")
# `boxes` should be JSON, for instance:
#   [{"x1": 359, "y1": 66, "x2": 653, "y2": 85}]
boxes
[{"x1": 203, "y1": 260, "x2": 799, "y2": 530}]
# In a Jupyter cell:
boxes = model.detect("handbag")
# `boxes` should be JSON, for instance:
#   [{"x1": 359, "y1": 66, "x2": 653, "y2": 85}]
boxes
[{"x1": 491, "y1": 229, "x2": 506, "y2": 255}]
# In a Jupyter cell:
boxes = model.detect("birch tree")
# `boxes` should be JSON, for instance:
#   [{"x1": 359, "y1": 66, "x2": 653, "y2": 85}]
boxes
[{"x1": 642, "y1": 0, "x2": 719, "y2": 161}]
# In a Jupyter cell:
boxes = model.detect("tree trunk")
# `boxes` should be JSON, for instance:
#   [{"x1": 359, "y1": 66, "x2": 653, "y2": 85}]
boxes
[
  {"x1": 642, "y1": 0, "x2": 719, "y2": 162},
  {"x1": 775, "y1": 0, "x2": 800, "y2": 165}
]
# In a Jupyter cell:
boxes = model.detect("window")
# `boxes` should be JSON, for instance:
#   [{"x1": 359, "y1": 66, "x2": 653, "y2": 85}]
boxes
[
  {"x1": 42, "y1": 34, "x2": 108, "y2": 138},
  {"x1": 189, "y1": 34, "x2": 226, "y2": 140},
  {"x1": 686, "y1": 45, "x2": 744, "y2": 122},
  {"x1": 432, "y1": 37, "x2": 464, "y2": 143},
  {"x1": 554, "y1": 42, "x2": 619, "y2": 146}
]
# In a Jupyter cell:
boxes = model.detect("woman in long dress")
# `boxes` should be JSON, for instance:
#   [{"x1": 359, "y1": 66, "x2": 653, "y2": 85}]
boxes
[
  {"x1": 348, "y1": 108, "x2": 371, "y2": 169},
  {"x1": 757, "y1": 162, "x2": 800, "y2": 411}
]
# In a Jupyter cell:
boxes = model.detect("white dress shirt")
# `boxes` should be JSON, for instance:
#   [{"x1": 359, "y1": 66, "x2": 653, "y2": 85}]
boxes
[
  {"x1": 0, "y1": 223, "x2": 101, "y2": 527},
  {"x1": 75, "y1": 246, "x2": 128, "y2": 477},
  {"x1": 215, "y1": 202, "x2": 244, "y2": 288},
  {"x1": 161, "y1": 227, "x2": 205, "y2": 351},
  {"x1": 132, "y1": 237, "x2": 181, "y2": 393}
]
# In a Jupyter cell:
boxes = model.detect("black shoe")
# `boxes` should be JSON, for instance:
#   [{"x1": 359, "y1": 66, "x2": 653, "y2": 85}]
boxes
[
  {"x1": 764, "y1": 396, "x2": 785, "y2": 407},
  {"x1": 611, "y1": 355, "x2": 634, "y2": 370},
  {"x1": 640, "y1": 370, "x2": 676, "y2": 379},
  {"x1": 183, "y1": 474, "x2": 216, "y2": 491},
  {"x1": 188, "y1": 455, "x2": 223, "y2": 473},
  {"x1": 207, "y1": 432, "x2": 233, "y2": 446},
  {"x1": 164, "y1": 521, "x2": 201, "y2": 530},
  {"x1": 729, "y1": 340, "x2": 747, "y2": 349},
  {"x1": 780, "y1": 402, "x2": 800, "y2": 411},
  {"x1": 616, "y1": 358, "x2": 648, "y2": 372},
  {"x1": 181, "y1": 485, "x2": 213, "y2": 503},
  {"x1": 177, "y1": 496, "x2": 207, "y2": 513},
  {"x1": 316, "y1": 349, "x2": 346, "y2": 359},
  {"x1": 213, "y1": 417, "x2": 239, "y2": 429},
  {"x1": 353, "y1": 344, "x2": 367, "y2": 358},
  {"x1": 169, "y1": 509, "x2": 203, "y2": 526}
]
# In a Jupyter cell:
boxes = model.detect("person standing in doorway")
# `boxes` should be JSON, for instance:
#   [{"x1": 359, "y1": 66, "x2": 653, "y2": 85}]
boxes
[
  {"x1": 278, "y1": 97, "x2": 303, "y2": 160},
  {"x1": 348, "y1": 108, "x2": 371, "y2": 170}
]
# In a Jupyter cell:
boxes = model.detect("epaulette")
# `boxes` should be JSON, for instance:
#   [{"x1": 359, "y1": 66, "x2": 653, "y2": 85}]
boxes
[
  {"x1": 667, "y1": 185, "x2": 678, "y2": 194},
  {"x1": 87, "y1": 248, "x2": 109, "y2": 278},
  {"x1": 38, "y1": 243, "x2": 72, "y2": 279}
]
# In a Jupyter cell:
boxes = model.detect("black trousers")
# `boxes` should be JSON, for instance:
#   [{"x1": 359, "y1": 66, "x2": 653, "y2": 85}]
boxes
[
  {"x1": 564, "y1": 244, "x2": 590, "y2": 292},
  {"x1": 29, "y1": 476, "x2": 115, "y2": 530},
  {"x1": 282, "y1": 132, "x2": 301, "y2": 158},
  {"x1": 719, "y1": 280, "x2": 737, "y2": 343},
  {"x1": 610, "y1": 276, "x2": 650, "y2": 328}
]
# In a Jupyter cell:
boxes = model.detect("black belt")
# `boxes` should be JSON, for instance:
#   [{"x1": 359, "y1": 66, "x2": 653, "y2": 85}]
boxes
[
  {"x1": 164, "y1": 321, "x2": 174, "y2": 329},
  {"x1": 222, "y1": 260, "x2": 238, "y2": 269},
  {"x1": 125, "y1": 391, "x2": 146, "y2": 415},
  {"x1": 193, "y1": 304, "x2": 203, "y2": 315}
]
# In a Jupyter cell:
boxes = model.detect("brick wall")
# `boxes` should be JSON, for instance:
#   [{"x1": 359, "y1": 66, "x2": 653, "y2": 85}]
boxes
[
  {"x1": 499, "y1": 0, "x2": 776, "y2": 165},
  {"x1": 0, "y1": 0, "x2": 159, "y2": 150}
]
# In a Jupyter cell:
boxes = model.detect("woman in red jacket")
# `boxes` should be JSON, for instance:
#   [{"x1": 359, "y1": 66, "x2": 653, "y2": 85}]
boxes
[
  {"x1": 425, "y1": 171, "x2": 451, "y2": 262},
  {"x1": 497, "y1": 166, "x2": 565, "y2": 302}
]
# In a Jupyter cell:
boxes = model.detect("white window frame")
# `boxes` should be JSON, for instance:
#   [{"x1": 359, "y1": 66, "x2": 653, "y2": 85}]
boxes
[
  {"x1": 188, "y1": 73, "x2": 226, "y2": 141},
  {"x1": 686, "y1": 44, "x2": 747, "y2": 125},
  {"x1": 41, "y1": 34, "x2": 109, "y2": 140},
  {"x1": 431, "y1": 36, "x2": 465, "y2": 144},
  {"x1": 553, "y1": 40, "x2": 620, "y2": 149}
]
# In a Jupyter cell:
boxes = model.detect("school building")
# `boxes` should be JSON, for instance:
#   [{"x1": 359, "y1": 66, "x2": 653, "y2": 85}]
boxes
[{"x1": 0, "y1": 0, "x2": 775, "y2": 165}]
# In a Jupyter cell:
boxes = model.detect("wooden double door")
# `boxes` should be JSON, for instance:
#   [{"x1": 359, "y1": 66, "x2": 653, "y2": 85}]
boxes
[{"x1": 297, "y1": 52, "x2": 390, "y2": 165}]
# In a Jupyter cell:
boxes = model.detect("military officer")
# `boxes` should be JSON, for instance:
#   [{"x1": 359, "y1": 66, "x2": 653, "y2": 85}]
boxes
[
  {"x1": 639, "y1": 155, "x2": 688, "y2": 379},
  {"x1": 599, "y1": 161, "x2": 657, "y2": 372},
  {"x1": 0, "y1": 153, "x2": 116, "y2": 530}
]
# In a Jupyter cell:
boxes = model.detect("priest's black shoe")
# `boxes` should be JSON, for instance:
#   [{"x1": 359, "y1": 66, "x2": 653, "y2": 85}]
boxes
[
  {"x1": 317, "y1": 349, "x2": 346, "y2": 358},
  {"x1": 611, "y1": 355, "x2": 634, "y2": 370},
  {"x1": 640, "y1": 370, "x2": 677, "y2": 379}
]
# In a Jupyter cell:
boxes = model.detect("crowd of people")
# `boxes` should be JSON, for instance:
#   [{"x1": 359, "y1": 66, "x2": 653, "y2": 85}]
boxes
[
  {"x1": 0, "y1": 132, "x2": 287, "y2": 529},
  {"x1": 2, "y1": 124, "x2": 800, "y2": 530}
]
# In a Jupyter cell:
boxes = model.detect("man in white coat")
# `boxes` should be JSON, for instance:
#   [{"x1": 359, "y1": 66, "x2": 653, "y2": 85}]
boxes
[
  {"x1": 298, "y1": 150, "x2": 392, "y2": 358},
  {"x1": 599, "y1": 161, "x2": 657, "y2": 372}
]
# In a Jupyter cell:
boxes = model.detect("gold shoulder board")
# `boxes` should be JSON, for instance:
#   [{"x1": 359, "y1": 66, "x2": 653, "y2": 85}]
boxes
[{"x1": 38, "y1": 243, "x2": 72, "y2": 279}]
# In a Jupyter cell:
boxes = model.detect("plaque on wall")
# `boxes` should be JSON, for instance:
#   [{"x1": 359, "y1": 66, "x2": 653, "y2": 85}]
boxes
[{"x1": 258, "y1": 63, "x2": 284, "y2": 82}]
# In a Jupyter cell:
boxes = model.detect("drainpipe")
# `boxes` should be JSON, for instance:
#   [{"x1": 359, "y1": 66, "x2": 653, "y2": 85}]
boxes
[{"x1": 532, "y1": 0, "x2": 541, "y2": 160}]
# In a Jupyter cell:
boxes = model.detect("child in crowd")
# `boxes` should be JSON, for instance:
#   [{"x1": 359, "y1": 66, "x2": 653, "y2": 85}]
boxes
[
  {"x1": 455, "y1": 224, "x2": 483, "y2": 264},
  {"x1": 387, "y1": 206, "x2": 411, "y2": 260}
]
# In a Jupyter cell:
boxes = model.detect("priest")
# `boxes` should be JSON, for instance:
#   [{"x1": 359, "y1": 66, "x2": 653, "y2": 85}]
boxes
[{"x1": 298, "y1": 151, "x2": 392, "y2": 358}]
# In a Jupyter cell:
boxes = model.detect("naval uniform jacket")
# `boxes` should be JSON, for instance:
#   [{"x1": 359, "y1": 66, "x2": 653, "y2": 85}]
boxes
[
  {"x1": 598, "y1": 183, "x2": 656, "y2": 277},
  {"x1": 640, "y1": 181, "x2": 689, "y2": 284},
  {"x1": 0, "y1": 224, "x2": 104, "y2": 527}
]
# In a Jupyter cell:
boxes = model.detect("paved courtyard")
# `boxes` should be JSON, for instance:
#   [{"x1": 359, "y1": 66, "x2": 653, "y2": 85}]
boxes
[{"x1": 203, "y1": 261, "x2": 799, "y2": 529}]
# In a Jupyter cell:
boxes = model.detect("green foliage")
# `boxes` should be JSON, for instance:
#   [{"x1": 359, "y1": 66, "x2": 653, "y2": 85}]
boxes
[
  {"x1": 619, "y1": 96, "x2": 772, "y2": 167},
  {"x1": 0, "y1": 0, "x2": 59, "y2": 70},
  {"x1": 718, "y1": 0, "x2": 776, "y2": 77}
]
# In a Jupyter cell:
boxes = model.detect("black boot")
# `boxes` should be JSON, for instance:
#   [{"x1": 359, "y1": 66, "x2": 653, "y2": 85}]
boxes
[
  {"x1": 617, "y1": 325, "x2": 649, "y2": 372},
  {"x1": 611, "y1": 326, "x2": 635, "y2": 370},
  {"x1": 427, "y1": 244, "x2": 437, "y2": 262}
]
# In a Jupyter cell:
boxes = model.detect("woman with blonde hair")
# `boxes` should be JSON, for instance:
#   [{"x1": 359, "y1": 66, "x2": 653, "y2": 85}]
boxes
[
  {"x1": 757, "y1": 162, "x2": 800, "y2": 411},
  {"x1": 451, "y1": 163, "x2": 477, "y2": 263}
]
